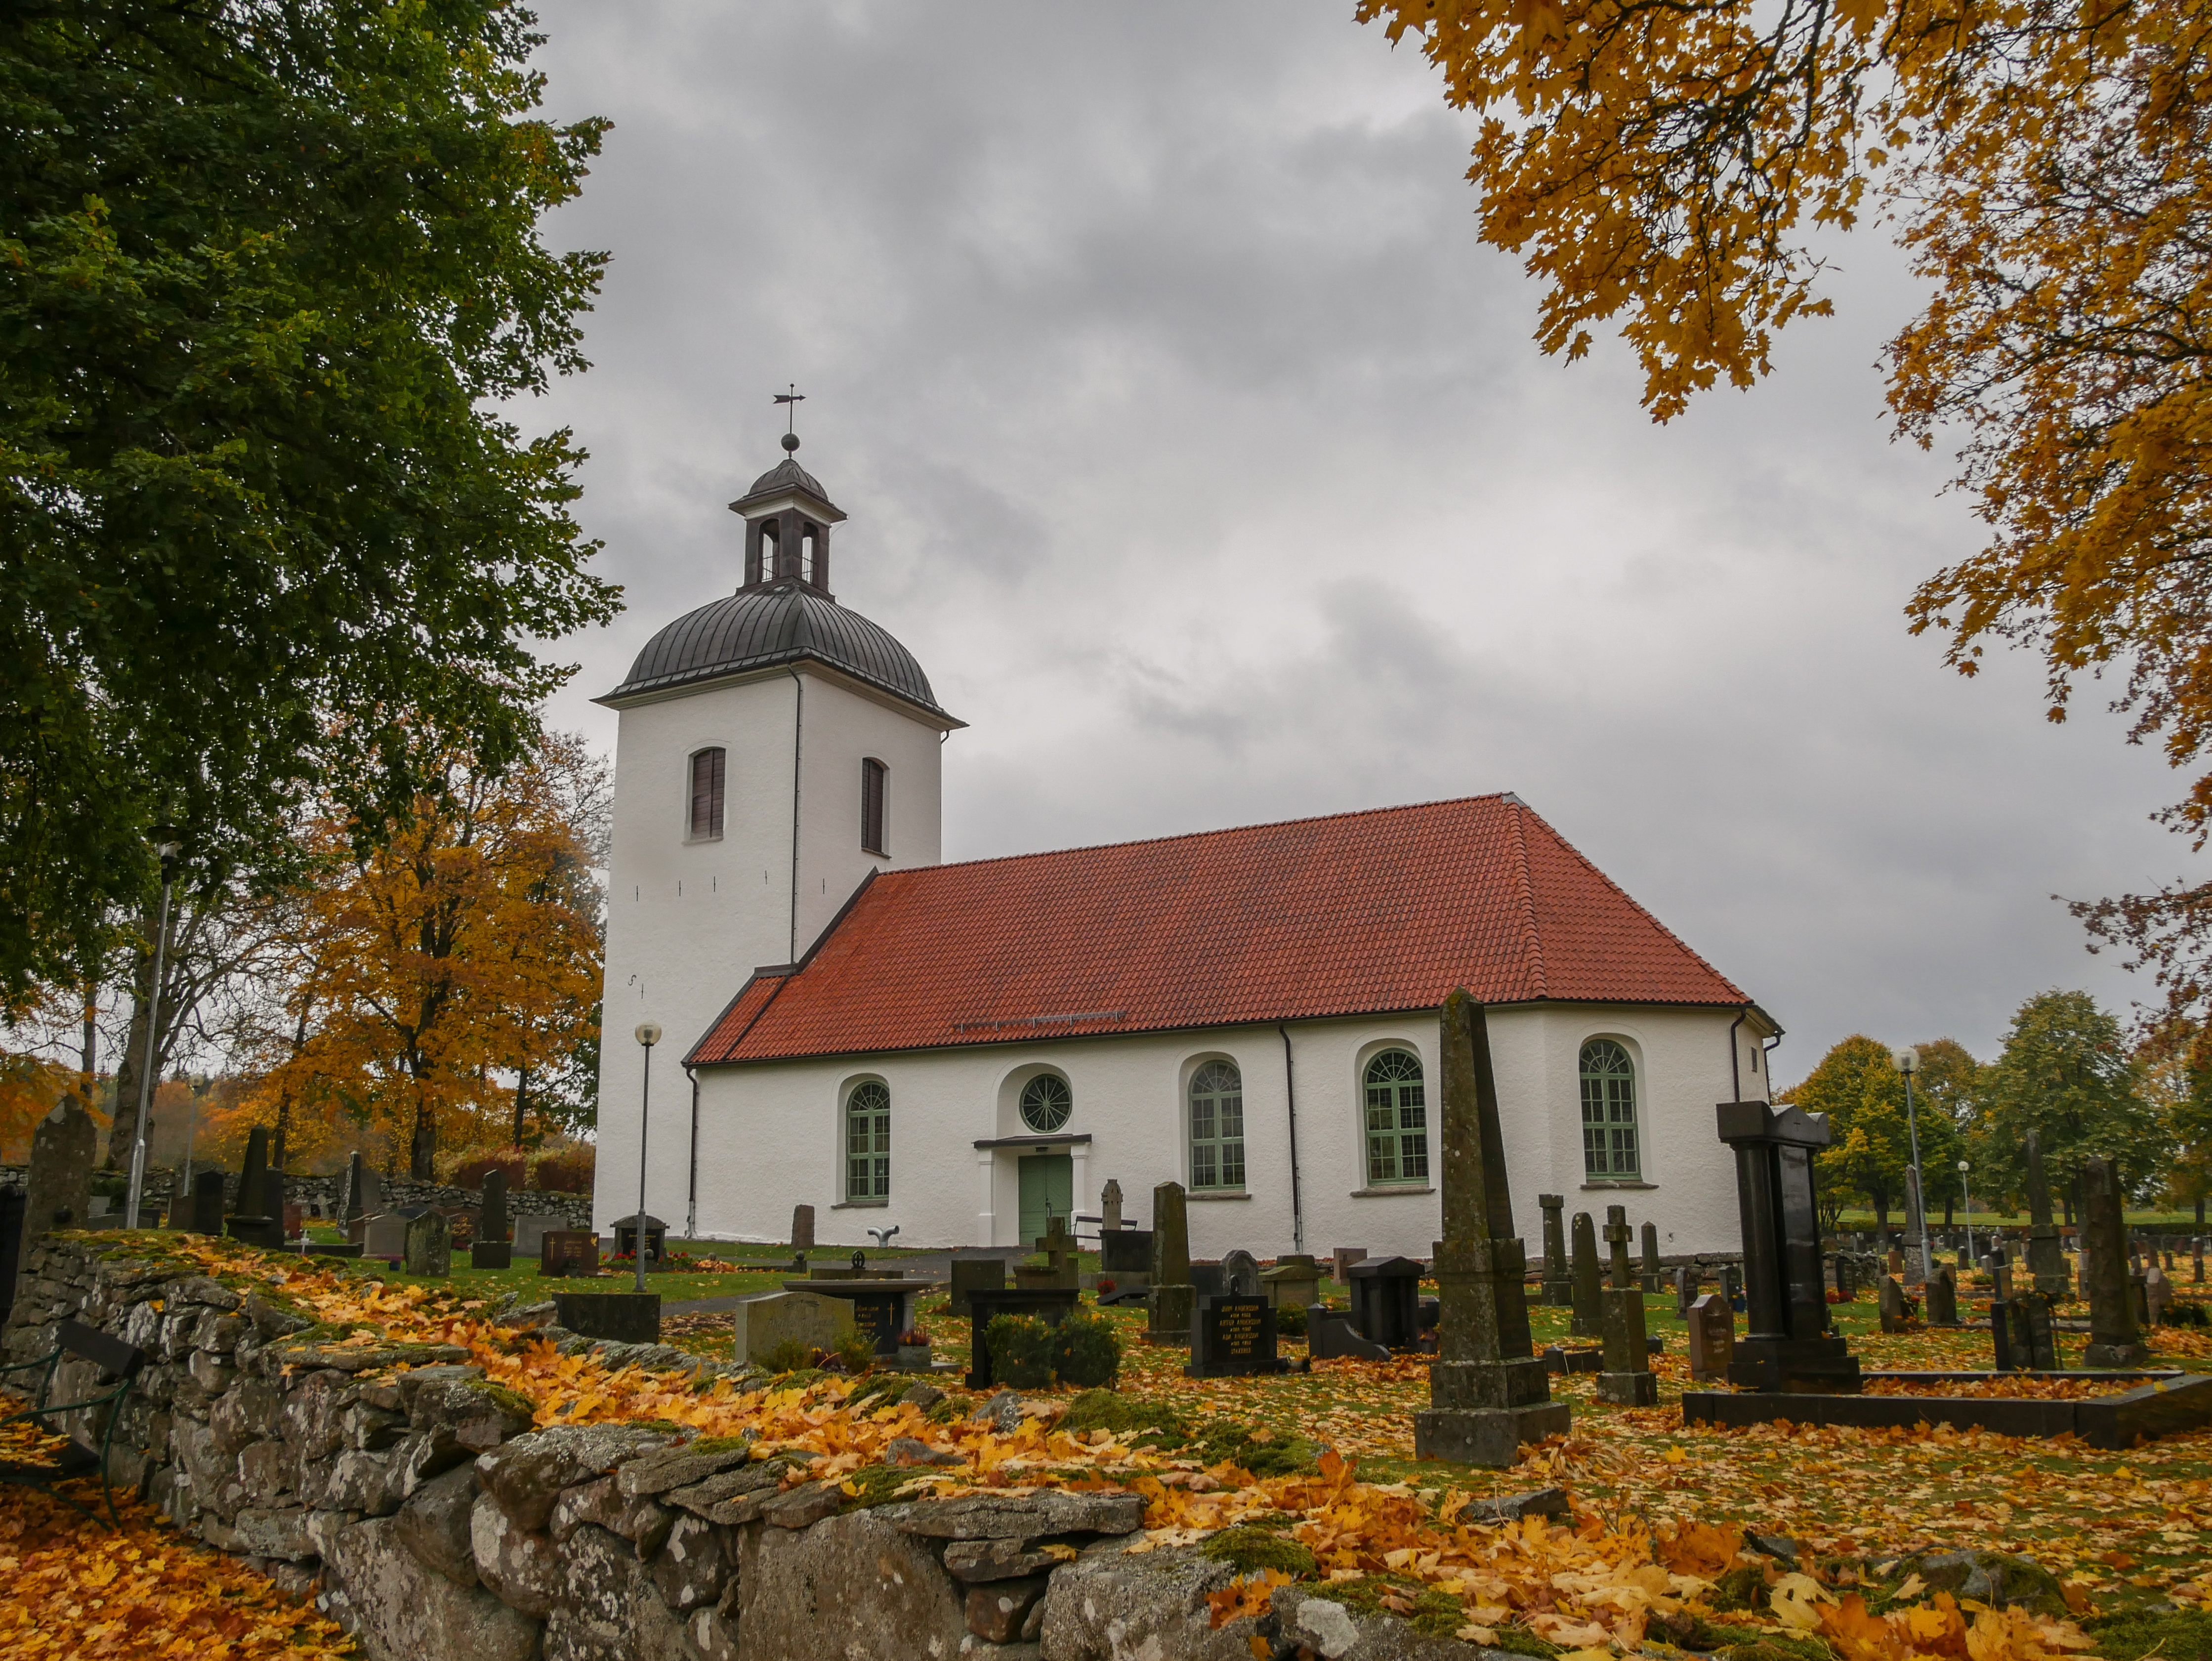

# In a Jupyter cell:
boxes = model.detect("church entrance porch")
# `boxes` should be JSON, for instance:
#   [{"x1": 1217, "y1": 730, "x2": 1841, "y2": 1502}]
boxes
[{"x1": 1019, "y1": 1153, "x2": 1074, "y2": 1246}]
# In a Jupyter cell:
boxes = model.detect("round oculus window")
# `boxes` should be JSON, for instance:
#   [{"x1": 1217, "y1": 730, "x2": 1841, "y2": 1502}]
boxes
[{"x1": 1018, "y1": 1074, "x2": 1073, "y2": 1133}]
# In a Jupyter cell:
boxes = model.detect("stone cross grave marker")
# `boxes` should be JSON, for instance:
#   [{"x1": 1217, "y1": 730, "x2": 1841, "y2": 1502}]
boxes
[
  {"x1": 791, "y1": 1203, "x2": 815, "y2": 1254},
  {"x1": 1717, "y1": 1098, "x2": 1861, "y2": 1392},
  {"x1": 1100, "y1": 1179, "x2": 1123, "y2": 1233},
  {"x1": 1187, "y1": 1293, "x2": 1284, "y2": 1378},
  {"x1": 733, "y1": 1289, "x2": 854, "y2": 1368},
  {"x1": 949, "y1": 1255, "x2": 1006, "y2": 1317},
  {"x1": 472, "y1": 1170, "x2": 513, "y2": 1269},
  {"x1": 403, "y1": 1209, "x2": 450, "y2": 1276},
  {"x1": 1412, "y1": 989, "x2": 1570, "y2": 1467},
  {"x1": 1569, "y1": 1213, "x2": 1603, "y2": 1337},
  {"x1": 22, "y1": 1098, "x2": 96, "y2": 1240},
  {"x1": 1641, "y1": 1222, "x2": 1662, "y2": 1294},
  {"x1": 1686, "y1": 1293, "x2": 1734, "y2": 1381},
  {"x1": 1146, "y1": 1181, "x2": 1195, "y2": 1345},
  {"x1": 1603, "y1": 1206, "x2": 1635, "y2": 1290},
  {"x1": 1032, "y1": 1215, "x2": 1080, "y2": 1289},
  {"x1": 1539, "y1": 1194, "x2": 1569, "y2": 1306},
  {"x1": 2082, "y1": 1156, "x2": 2150, "y2": 1367},
  {"x1": 1597, "y1": 1283, "x2": 1659, "y2": 1405}
]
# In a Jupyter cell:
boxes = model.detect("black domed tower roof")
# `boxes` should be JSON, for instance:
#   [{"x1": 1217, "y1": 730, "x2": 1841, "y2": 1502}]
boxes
[{"x1": 599, "y1": 445, "x2": 957, "y2": 721}]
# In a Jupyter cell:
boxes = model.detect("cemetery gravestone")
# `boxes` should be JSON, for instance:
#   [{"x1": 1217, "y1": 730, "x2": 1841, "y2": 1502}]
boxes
[
  {"x1": 226, "y1": 1129, "x2": 283, "y2": 1249},
  {"x1": 1673, "y1": 1265, "x2": 1696, "y2": 1320},
  {"x1": 1221, "y1": 1248, "x2": 1261, "y2": 1297},
  {"x1": 791, "y1": 1204, "x2": 815, "y2": 1254},
  {"x1": 1189, "y1": 1261, "x2": 1227, "y2": 1299},
  {"x1": 613, "y1": 1212, "x2": 667, "y2": 1268},
  {"x1": 1721, "y1": 1262, "x2": 1744, "y2": 1312},
  {"x1": 1597, "y1": 1284, "x2": 1659, "y2": 1405},
  {"x1": 554, "y1": 1291, "x2": 660, "y2": 1345},
  {"x1": 2023, "y1": 1131, "x2": 2072, "y2": 1297},
  {"x1": 23, "y1": 1099, "x2": 97, "y2": 1241},
  {"x1": 2145, "y1": 1266, "x2": 2171, "y2": 1328},
  {"x1": 540, "y1": 1229, "x2": 599, "y2": 1278},
  {"x1": 965, "y1": 1287, "x2": 1082, "y2": 1389},
  {"x1": 1569, "y1": 1213, "x2": 1603, "y2": 1338},
  {"x1": 1687, "y1": 1293, "x2": 1735, "y2": 1381},
  {"x1": 1879, "y1": 1276, "x2": 1910, "y2": 1333},
  {"x1": 1834, "y1": 1251, "x2": 1857, "y2": 1302},
  {"x1": 404, "y1": 1210, "x2": 451, "y2": 1277},
  {"x1": 282, "y1": 1202, "x2": 303, "y2": 1241},
  {"x1": 2083, "y1": 1156, "x2": 2151, "y2": 1368},
  {"x1": 733, "y1": 1290, "x2": 855, "y2": 1367},
  {"x1": 363, "y1": 1213, "x2": 408, "y2": 1260},
  {"x1": 1925, "y1": 1264, "x2": 1960, "y2": 1327},
  {"x1": 190, "y1": 1170, "x2": 226, "y2": 1237},
  {"x1": 1097, "y1": 1227, "x2": 1153, "y2": 1302},
  {"x1": 1904, "y1": 1167, "x2": 1930, "y2": 1285},
  {"x1": 1307, "y1": 1307, "x2": 1389, "y2": 1362},
  {"x1": 949, "y1": 1256, "x2": 1007, "y2": 1317},
  {"x1": 1603, "y1": 1206, "x2": 1635, "y2": 1289},
  {"x1": 513, "y1": 1213, "x2": 567, "y2": 1256},
  {"x1": 1100, "y1": 1179, "x2": 1123, "y2": 1233},
  {"x1": 1887, "y1": 1244, "x2": 1905, "y2": 1277},
  {"x1": 1641, "y1": 1222, "x2": 1663, "y2": 1294},
  {"x1": 1259, "y1": 1253, "x2": 1322, "y2": 1311},
  {"x1": 1348, "y1": 1255, "x2": 1423, "y2": 1350},
  {"x1": 1147, "y1": 1182, "x2": 1196, "y2": 1345},
  {"x1": 1717, "y1": 1099, "x2": 1862, "y2": 1392},
  {"x1": 1018, "y1": 1216, "x2": 1080, "y2": 1290},
  {"x1": 1332, "y1": 1246, "x2": 1367, "y2": 1285},
  {"x1": 0, "y1": 1189, "x2": 24, "y2": 1329},
  {"x1": 1187, "y1": 1293, "x2": 1285, "y2": 1378},
  {"x1": 1539, "y1": 1194, "x2": 1570, "y2": 1306},
  {"x1": 1413, "y1": 989, "x2": 1571, "y2": 1467},
  {"x1": 473, "y1": 1170, "x2": 513, "y2": 1270}
]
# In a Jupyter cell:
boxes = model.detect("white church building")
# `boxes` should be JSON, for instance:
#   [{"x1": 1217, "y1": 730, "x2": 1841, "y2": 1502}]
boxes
[{"x1": 593, "y1": 442, "x2": 1779, "y2": 1261}]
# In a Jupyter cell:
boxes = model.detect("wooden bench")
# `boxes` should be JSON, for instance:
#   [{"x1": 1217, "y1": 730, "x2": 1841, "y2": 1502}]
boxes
[{"x1": 0, "y1": 1319, "x2": 147, "y2": 1529}]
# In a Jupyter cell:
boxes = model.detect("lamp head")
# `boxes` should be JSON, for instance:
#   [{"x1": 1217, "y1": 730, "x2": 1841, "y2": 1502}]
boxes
[
  {"x1": 1891, "y1": 1045, "x2": 1920, "y2": 1075},
  {"x1": 635, "y1": 1021, "x2": 663, "y2": 1048},
  {"x1": 1957, "y1": 1159, "x2": 1970, "y2": 1173}
]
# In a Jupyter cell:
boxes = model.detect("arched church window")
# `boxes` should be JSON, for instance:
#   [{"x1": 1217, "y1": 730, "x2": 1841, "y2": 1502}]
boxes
[
  {"x1": 800, "y1": 525, "x2": 818, "y2": 586},
  {"x1": 1363, "y1": 1049, "x2": 1427, "y2": 1186},
  {"x1": 757, "y1": 520, "x2": 781, "y2": 583},
  {"x1": 688, "y1": 747, "x2": 725, "y2": 840},
  {"x1": 1188, "y1": 1061, "x2": 1244, "y2": 1190},
  {"x1": 846, "y1": 1081, "x2": 890, "y2": 1200},
  {"x1": 861, "y1": 758, "x2": 887, "y2": 855},
  {"x1": 1580, "y1": 1039, "x2": 1640, "y2": 1180},
  {"x1": 1019, "y1": 1074, "x2": 1072, "y2": 1133}
]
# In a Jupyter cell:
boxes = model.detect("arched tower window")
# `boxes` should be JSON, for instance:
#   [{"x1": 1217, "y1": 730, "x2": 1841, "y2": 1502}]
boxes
[
  {"x1": 756, "y1": 519, "x2": 781, "y2": 583},
  {"x1": 800, "y1": 525, "x2": 819, "y2": 586},
  {"x1": 1363, "y1": 1049, "x2": 1428, "y2": 1185},
  {"x1": 1188, "y1": 1061, "x2": 1244, "y2": 1190},
  {"x1": 1019, "y1": 1074, "x2": 1072, "y2": 1133},
  {"x1": 846, "y1": 1081, "x2": 890, "y2": 1200},
  {"x1": 860, "y1": 758, "x2": 887, "y2": 855},
  {"x1": 1579, "y1": 1039, "x2": 1640, "y2": 1180},
  {"x1": 688, "y1": 747, "x2": 725, "y2": 840}
]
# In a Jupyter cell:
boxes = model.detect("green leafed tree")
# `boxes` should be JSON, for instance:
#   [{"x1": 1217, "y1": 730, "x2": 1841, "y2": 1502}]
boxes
[
  {"x1": 1780, "y1": 1034, "x2": 1962, "y2": 1241},
  {"x1": 1976, "y1": 990, "x2": 2166, "y2": 1219},
  {"x1": 0, "y1": 0, "x2": 619, "y2": 1006}
]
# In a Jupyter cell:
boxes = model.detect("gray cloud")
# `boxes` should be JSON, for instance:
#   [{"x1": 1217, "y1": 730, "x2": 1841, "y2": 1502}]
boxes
[{"x1": 523, "y1": 0, "x2": 2189, "y2": 1080}]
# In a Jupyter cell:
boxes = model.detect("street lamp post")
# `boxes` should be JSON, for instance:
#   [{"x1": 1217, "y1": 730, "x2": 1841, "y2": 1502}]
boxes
[
  {"x1": 1892, "y1": 1045, "x2": 1929, "y2": 1283},
  {"x1": 634, "y1": 1022, "x2": 662, "y2": 1295},
  {"x1": 124, "y1": 834, "x2": 183, "y2": 1231},
  {"x1": 1958, "y1": 1159, "x2": 1975, "y2": 1267}
]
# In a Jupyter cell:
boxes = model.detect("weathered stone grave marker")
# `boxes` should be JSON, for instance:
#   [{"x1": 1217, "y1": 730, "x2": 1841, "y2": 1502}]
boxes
[
  {"x1": 190, "y1": 1169, "x2": 226, "y2": 1237},
  {"x1": 1332, "y1": 1246, "x2": 1368, "y2": 1285},
  {"x1": 1569, "y1": 1212, "x2": 1602, "y2": 1338},
  {"x1": 1687, "y1": 1293, "x2": 1734, "y2": 1381},
  {"x1": 540, "y1": 1229, "x2": 599, "y2": 1278},
  {"x1": 791, "y1": 1203, "x2": 815, "y2": 1254},
  {"x1": 1221, "y1": 1248, "x2": 1260, "y2": 1297},
  {"x1": 513, "y1": 1212, "x2": 566, "y2": 1255},
  {"x1": 2024, "y1": 1131, "x2": 2072, "y2": 1297},
  {"x1": 949, "y1": 1255, "x2": 1007, "y2": 1317},
  {"x1": 1641, "y1": 1222, "x2": 1662, "y2": 1294},
  {"x1": 1924, "y1": 1263, "x2": 1960, "y2": 1327},
  {"x1": 404, "y1": 1209, "x2": 450, "y2": 1276},
  {"x1": 2083, "y1": 1156, "x2": 2151, "y2": 1368},
  {"x1": 1539, "y1": 1194, "x2": 1569, "y2": 1306},
  {"x1": 1878, "y1": 1275, "x2": 1910, "y2": 1333},
  {"x1": 1100, "y1": 1178, "x2": 1123, "y2": 1232},
  {"x1": 1259, "y1": 1254, "x2": 1321, "y2": 1311},
  {"x1": 1145, "y1": 1182, "x2": 1195, "y2": 1346},
  {"x1": 1412, "y1": 989, "x2": 1571, "y2": 1466},
  {"x1": 472, "y1": 1169, "x2": 513, "y2": 1270},
  {"x1": 1096, "y1": 1226, "x2": 1152, "y2": 1302},
  {"x1": 733, "y1": 1289, "x2": 853, "y2": 1367},
  {"x1": 22, "y1": 1098, "x2": 95, "y2": 1242}
]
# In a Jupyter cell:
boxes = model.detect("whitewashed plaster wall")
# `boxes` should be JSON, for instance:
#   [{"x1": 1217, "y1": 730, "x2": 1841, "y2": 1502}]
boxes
[
  {"x1": 595, "y1": 665, "x2": 948, "y2": 1234},
  {"x1": 675, "y1": 1001, "x2": 1766, "y2": 1258}
]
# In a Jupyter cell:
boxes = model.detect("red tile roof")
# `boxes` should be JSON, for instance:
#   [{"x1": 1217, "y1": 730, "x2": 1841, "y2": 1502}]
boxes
[{"x1": 689, "y1": 794, "x2": 1749, "y2": 1065}]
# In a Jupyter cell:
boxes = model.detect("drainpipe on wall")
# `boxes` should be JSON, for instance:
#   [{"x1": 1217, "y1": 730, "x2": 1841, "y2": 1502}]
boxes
[
  {"x1": 1278, "y1": 1024, "x2": 1304, "y2": 1256},
  {"x1": 1727, "y1": 1008, "x2": 1748, "y2": 1103},
  {"x1": 684, "y1": 1064, "x2": 701, "y2": 1243},
  {"x1": 1761, "y1": 1033, "x2": 1781, "y2": 1100},
  {"x1": 787, "y1": 668, "x2": 804, "y2": 961}
]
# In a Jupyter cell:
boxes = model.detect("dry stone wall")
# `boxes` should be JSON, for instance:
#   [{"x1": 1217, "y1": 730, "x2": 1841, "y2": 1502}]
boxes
[{"x1": 2, "y1": 1238, "x2": 1497, "y2": 1661}]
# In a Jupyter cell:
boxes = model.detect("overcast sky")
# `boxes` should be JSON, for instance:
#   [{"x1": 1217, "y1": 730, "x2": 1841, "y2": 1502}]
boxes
[{"x1": 519, "y1": 0, "x2": 2192, "y2": 1084}]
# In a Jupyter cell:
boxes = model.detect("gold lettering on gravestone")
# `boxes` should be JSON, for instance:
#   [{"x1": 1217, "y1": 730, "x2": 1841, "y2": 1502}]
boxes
[{"x1": 1221, "y1": 1302, "x2": 1261, "y2": 1357}]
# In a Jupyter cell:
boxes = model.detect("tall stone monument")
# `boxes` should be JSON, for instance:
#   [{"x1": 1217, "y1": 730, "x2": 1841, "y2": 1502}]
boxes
[
  {"x1": 1569, "y1": 1212, "x2": 1602, "y2": 1338},
  {"x1": 1146, "y1": 1181, "x2": 1195, "y2": 1345},
  {"x1": 1603, "y1": 1206, "x2": 1635, "y2": 1289},
  {"x1": 1538, "y1": 1194, "x2": 1569, "y2": 1306},
  {"x1": 1640, "y1": 1222, "x2": 1663, "y2": 1294},
  {"x1": 226, "y1": 1127, "x2": 282, "y2": 1247},
  {"x1": 190, "y1": 1169, "x2": 226, "y2": 1236},
  {"x1": 1413, "y1": 990, "x2": 1570, "y2": 1466},
  {"x1": 22, "y1": 1099, "x2": 97, "y2": 1240},
  {"x1": 472, "y1": 1169, "x2": 513, "y2": 1270},
  {"x1": 2023, "y1": 1132, "x2": 2072, "y2": 1297},
  {"x1": 1717, "y1": 1100, "x2": 1861, "y2": 1392},
  {"x1": 2082, "y1": 1156, "x2": 2150, "y2": 1367}
]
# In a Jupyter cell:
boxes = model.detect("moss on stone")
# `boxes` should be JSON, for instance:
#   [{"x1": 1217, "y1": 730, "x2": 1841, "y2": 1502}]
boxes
[
  {"x1": 2086, "y1": 1606, "x2": 2212, "y2": 1661},
  {"x1": 1200, "y1": 1527, "x2": 1317, "y2": 1578},
  {"x1": 1484, "y1": 1627, "x2": 1563, "y2": 1658},
  {"x1": 1060, "y1": 1389, "x2": 1187, "y2": 1441},
  {"x1": 478, "y1": 1382, "x2": 538, "y2": 1418},
  {"x1": 838, "y1": 1462, "x2": 929, "y2": 1512},
  {"x1": 1711, "y1": 1563, "x2": 1770, "y2": 1611},
  {"x1": 1721, "y1": 1642, "x2": 1834, "y2": 1661},
  {"x1": 1407, "y1": 1589, "x2": 1466, "y2": 1637},
  {"x1": 688, "y1": 1434, "x2": 753, "y2": 1455}
]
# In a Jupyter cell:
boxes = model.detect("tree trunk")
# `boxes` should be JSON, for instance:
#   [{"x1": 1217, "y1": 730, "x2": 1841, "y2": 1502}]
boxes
[
  {"x1": 2197, "y1": 1196, "x2": 2206, "y2": 1228},
  {"x1": 1943, "y1": 1194, "x2": 1956, "y2": 1227},
  {"x1": 512, "y1": 1066, "x2": 529, "y2": 1147},
  {"x1": 410, "y1": 1091, "x2": 436, "y2": 1181},
  {"x1": 1872, "y1": 1191, "x2": 1892, "y2": 1247}
]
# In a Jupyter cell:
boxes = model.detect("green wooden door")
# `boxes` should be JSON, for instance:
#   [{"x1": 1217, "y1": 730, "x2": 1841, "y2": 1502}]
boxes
[{"x1": 1017, "y1": 1154, "x2": 1074, "y2": 1249}]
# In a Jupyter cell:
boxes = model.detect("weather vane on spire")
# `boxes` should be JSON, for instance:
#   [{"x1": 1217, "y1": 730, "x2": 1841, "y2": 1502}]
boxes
[{"x1": 774, "y1": 384, "x2": 804, "y2": 454}]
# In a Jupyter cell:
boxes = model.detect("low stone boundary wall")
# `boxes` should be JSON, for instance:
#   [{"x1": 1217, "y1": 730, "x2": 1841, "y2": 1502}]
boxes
[{"x1": 1, "y1": 1238, "x2": 1492, "y2": 1661}]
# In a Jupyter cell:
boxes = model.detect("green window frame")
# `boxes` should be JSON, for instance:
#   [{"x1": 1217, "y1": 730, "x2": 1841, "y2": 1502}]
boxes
[
  {"x1": 846, "y1": 1081, "x2": 890, "y2": 1200},
  {"x1": 1579, "y1": 1039, "x2": 1640, "y2": 1180},
  {"x1": 1019, "y1": 1074, "x2": 1073, "y2": 1133},
  {"x1": 1188, "y1": 1061, "x2": 1245, "y2": 1190},
  {"x1": 1363, "y1": 1049, "x2": 1428, "y2": 1185}
]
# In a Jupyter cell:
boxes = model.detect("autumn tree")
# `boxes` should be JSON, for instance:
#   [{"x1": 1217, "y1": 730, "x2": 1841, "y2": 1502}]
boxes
[
  {"x1": 253, "y1": 731, "x2": 606, "y2": 1178},
  {"x1": 1781, "y1": 1034, "x2": 1962, "y2": 1241},
  {"x1": 1976, "y1": 989, "x2": 2165, "y2": 1218},
  {"x1": 0, "y1": 0, "x2": 617, "y2": 1005}
]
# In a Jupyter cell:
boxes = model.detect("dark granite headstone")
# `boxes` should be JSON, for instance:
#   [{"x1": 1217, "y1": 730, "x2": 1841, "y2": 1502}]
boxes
[
  {"x1": 1924, "y1": 1264, "x2": 1960, "y2": 1327},
  {"x1": 1687, "y1": 1292, "x2": 1734, "y2": 1381},
  {"x1": 613, "y1": 1212, "x2": 667, "y2": 1267},
  {"x1": 965, "y1": 1287, "x2": 1080, "y2": 1388},
  {"x1": 1348, "y1": 1255, "x2": 1422, "y2": 1350},
  {"x1": 190, "y1": 1169, "x2": 226, "y2": 1236},
  {"x1": 1187, "y1": 1293, "x2": 1284, "y2": 1377},
  {"x1": 1308, "y1": 1306, "x2": 1389, "y2": 1362},
  {"x1": 1603, "y1": 1205, "x2": 1636, "y2": 1290},
  {"x1": 1539, "y1": 1194, "x2": 1569, "y2": 1306},
  {"x1": 1569, "y1": 1212, "x2": 1603, "y2": 1338},
  {"x1": 1717, "y1": 1100, "x2": 1861, "y2": 1393},
  {"x1": 2023, "y1": 1131, "x2": 2071, "y2": 1297},
  {"x1": 2083, "y1": 1156, "x2": 2150, "y2": 1367},
  {"x1": 472, "y1": 1169, "x2": 513, "y2": 1269},
  {"x1": 791, "y1": 1204, "x2": 815, "y2": 1253},
  {"x1": 540, "y1": 1229, "x2": 598, "y2": 1278},
  {"x1": 1641, "y1": 1222, "x2": 1663, "y2": 1294},
  {"x1": 1189, "y1": 1261, "x2": 1227, "y2": 1299},
  {"x1": 554, "y1": 1291, "x2": 661, "y2": 1343},
  {"x1": 949, "y1": 1256, "x2": 1006, "y2": 1317},
  {"x1": 1100, "y1": 1228, "x2": 1153, "y2": 1276},
  {"x1": 1673, "y1": 1264, "x2": 1696, "y2": 1319}
]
